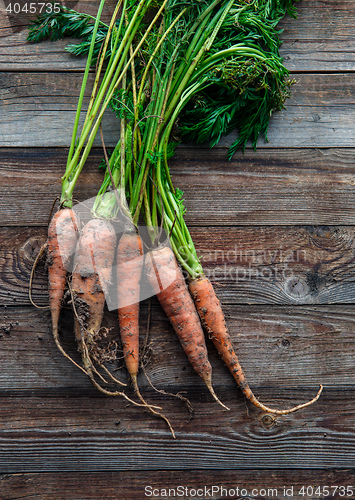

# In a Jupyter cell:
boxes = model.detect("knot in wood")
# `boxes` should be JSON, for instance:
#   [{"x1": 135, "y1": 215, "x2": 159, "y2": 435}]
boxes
[
  {"x1": 261, "y1": 413, "x2": 276, "y2": 428},
  {"x1": 285, "y1": 276, "x2": 310, "y2": 300},
  {"x1": 20, "y1": 236, "x2": 47, "y2": 265}
]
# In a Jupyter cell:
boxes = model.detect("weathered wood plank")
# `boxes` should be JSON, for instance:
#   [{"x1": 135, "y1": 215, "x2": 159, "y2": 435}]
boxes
[
  {"x1": 3, "y1": 225, "x2": 355, "y2": 306},
  {"x1": 2, "y1": 147, "x2": 355, "y2": 227},
  {"x1": 219, "y1": 72, "x2": 355, "y2": 149},
  {"x1": 173, "y1": 147, "x2": 355, "y2": 226},
  {"x1": 0, "y1": 384, "x2": 353, "y2": 471},
  {"x1": 0, "y1": 304, "x2": 352, "y2": 390},
  {"x1": 2, "y1": 304, "x2": 343, "y2": 472},
  {"x1": 0, "y1": 72, "x2": 120, "y2": 147},
  {"x1": 2, "y1": 470, "x2": 355, "y2": 500},
  {"x1": 2, "y1": 0, "x2": 355, "y2": 73},
  {"x1": 279, "y1": 0, "x2": 355, "y2": 72},
  {"x1": 1, "y1": 72, "x2": 355, "y2": 147},
  {"x1": 0, "y1": 149, "x2": 103, "y2": 227}
]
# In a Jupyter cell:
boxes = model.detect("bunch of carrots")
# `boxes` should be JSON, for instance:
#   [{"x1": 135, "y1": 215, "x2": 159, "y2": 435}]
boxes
[{"x1": 28, "y1": 0, "x2": 323, "y2": 436}]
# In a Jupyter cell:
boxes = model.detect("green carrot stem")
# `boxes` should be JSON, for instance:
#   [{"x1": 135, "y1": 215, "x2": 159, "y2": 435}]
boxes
[
  {"x1": 166, "y1": 0, "x2": 222, "y2": 100},
  {"x1": 164, "y1": 0, "x2": 235, "y2": 124},
  {"x1": 61, "y1": 0, "x2": 163, "y2": 206},
  {"x1": 136, "y1": 9, "x2": 186, "y2": 109},
  {"x1": 65, "y1": 0, "x2": 106, "y2": 172},
  {"x1": 83, "y1": 0, "x2": 124, "y2": 131}
]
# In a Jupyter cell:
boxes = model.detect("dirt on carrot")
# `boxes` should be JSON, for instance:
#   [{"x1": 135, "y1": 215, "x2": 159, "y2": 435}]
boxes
[
  {"x1": 117, "y1": 230, "x2": 176, "y2": 437},
  {"x1": 47, "y1": 208, "x2": 80, "y2": 366},
  {"x1": 145, "y1": 244, "x2": 229, "y2": 411},
  {"x1": 117, "y1": 230, "x2": 144, "y2": 384},
  {"x1": 70, "y1": 217, "x2": 125, "y2": 387}
]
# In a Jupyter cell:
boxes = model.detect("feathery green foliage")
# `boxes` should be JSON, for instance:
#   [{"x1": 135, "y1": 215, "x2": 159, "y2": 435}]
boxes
[
  {"x1": 28, "y1": 0, "x2": 297, "y2": 154},
  {"x1": 27, "y1": 0, "x2": 298, "y2": 273}
]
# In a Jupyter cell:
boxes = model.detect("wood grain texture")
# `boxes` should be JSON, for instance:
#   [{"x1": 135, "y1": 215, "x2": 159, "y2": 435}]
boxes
[
  {"x1": 0, "y1": 149, "x2": 104, "y2": 227},
  {"x1": 2, "y1": 304, "x2": 346, "y2": 472},
  {"x1": 1, "y1": 0, "x2": 354, "y2": 482},
  {"x1": 2, "y1": 0, "x2": 355, "y2": 73},
  {"x1": 0, "y1": 303, "x2": 352, "y2": 389},
  {"x1": 1, "y1": 72, "x2": 355, "y2": 147},
  {"x1": 2, "y1": 470, "x2": 355, "y2": 500},
  {"x1": 0, "y1": 385, "x2": 352, "y2": 471},
  {"x1": 2, "y1": 147, "x2": 355, "y2": 227},
  {"x1": 218, "y1": 72, "x2": 355, "y2": 149},
  {"x1": 0, "y1": 72, "x2": 120, "y2": 147},
  {"x1": 0, "y1": 0, "x2": 118, "y2": 70},
  {"x1": 3, "y1": 225, "x2": 355, "y2": 306},
  {"x1": 279, "y1": 0, "x2": 355, "y2": 72}
]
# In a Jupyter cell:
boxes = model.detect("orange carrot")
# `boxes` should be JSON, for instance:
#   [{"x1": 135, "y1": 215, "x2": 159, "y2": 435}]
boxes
[
  {"x1": 71, "y1": 218, "x2": 125, "y2": 387},
  {"x1": 117, "y1": 231, "x2": 176, "y2": 437},
  {"x1": 145, "y1": 245, "x2": 229, "y2": 410},
  {"x1": 116, "y1": 230, "x2": 144, "y2": 389},
  {"x1": 69, "y1": 218, "x2": 170, "y2": 409},
  {"x1": 47, "y1": 208, "x2": 80, "y2": 366},
  {"x1": 72, "y1": 218, "x2": 116, "y2": 337},
  {"x1": 189, "y1": 275, "x2": 323, "y2": 414}
]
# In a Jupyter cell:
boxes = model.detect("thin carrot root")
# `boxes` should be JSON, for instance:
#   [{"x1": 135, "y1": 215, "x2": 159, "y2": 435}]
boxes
[
  {"x1": 142, "y1": 366, "x2": 195, "y2": 419},
  {"x1": 29, "y1": 241, "x2": 49, "y2": 309},
  {"x1": 189, "y1": 275, "x2": 323, "y2": 415},
  {"x1": 145, "y1": 245, "x2": 229, "y2": 411},
  {"x1": 131, "y1": 375, "x2": 162, "y2": 411},
  {"x1": 71, "y1": 218, "x2": 127, "y2": 388},
  {"x1": 204, "y1": 379, "x2": 230, "y2": 411},
  {"x1": 131, "y1": 374, "x2": 176, "y2": 438},
  {"x1": 75, "y1": 335, "x2": 156, "y2": 407}
]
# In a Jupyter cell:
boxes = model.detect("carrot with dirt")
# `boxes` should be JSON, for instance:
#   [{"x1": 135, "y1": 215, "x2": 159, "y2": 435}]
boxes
[
  {"x1": 70, "y1": 217, "x2": 126, "y2": 390},
  {"x1": 69, "y1": 216, "x2": 168, "y2": 409},
  {"x1": 29, "y1": 207, "x2": 80, "y2": 369},
  {"x1": 189, "y1": 275, "x2": 323, "y2": 414},
  {"x1": 145, "y1": 244, "x2": 229, "y2": 410},
  {"x1": 115, "y1": 228, "x2": 176, "y2": 435},
  {"x1": 47, "y1": 208, "x2": 82, "y2": 369},
  {"x1": 116, "y1": 229, "x2": 144, "y2": 392},
  {"x1": 28, "y1": 0, "x2": 106, "y2": 370}
]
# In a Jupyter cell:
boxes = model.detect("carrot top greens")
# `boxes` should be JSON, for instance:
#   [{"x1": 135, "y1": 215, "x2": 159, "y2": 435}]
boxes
[{"x1": 28, "y1": 0, "x2": 298, "y2": 275}]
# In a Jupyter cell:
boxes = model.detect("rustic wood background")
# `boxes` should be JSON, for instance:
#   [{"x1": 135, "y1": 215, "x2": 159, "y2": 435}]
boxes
[{"x1": 1, "y1": 0, "x2": 355, "y2": 498}]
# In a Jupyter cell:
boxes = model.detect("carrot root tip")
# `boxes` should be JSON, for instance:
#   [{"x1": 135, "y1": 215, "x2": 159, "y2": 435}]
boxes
[
  {"x1": 131, "y1": 375, "x2": 175, "y2": 438},
  {"x1": 205, "y1": 380, "x2": 230, "y2": 411},
  {"x1": 259, "y1": 384, "x2": 324, "y2": 416}
]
